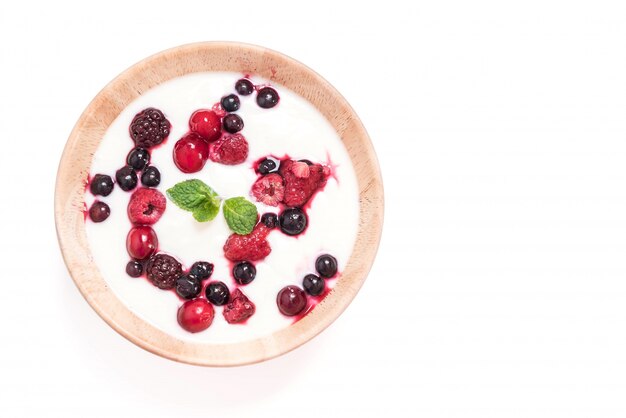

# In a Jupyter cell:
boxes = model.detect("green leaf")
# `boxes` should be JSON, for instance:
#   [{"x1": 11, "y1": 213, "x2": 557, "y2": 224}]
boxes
[
  {"x1": 223, "y1": 197, "x2": 258, "y2": 235},
  {"x1": 192, "y1": 199, "x2": 221, "y2": 222},
  {"x1": 166, "y1": 179, "x2": 221, "y2": 223}
]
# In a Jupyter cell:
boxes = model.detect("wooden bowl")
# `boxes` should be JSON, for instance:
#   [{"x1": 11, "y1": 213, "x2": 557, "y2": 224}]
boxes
[{"x1": 55, "y1": 42, "x2": 384, "y2": 366}]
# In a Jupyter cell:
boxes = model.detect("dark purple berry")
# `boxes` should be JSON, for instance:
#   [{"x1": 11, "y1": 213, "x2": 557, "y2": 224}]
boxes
[
  {"x1": 279, "y1": 208, "x2": 307, "y2": 236},
  {"x1": 235, "y1": 79, "x2": 254, "y2": 96},
  {"x1": 261, "y1": 213, "x2": 279, "y2": 229},
  {"x1": 233, "y1": 262, "x2": 256, "y2": 285},
  {"x1": 256, "y1": 87, "x2": 279, "y2": 108},
  {"x1": 146, "y1": 254, "x2": 182, "y2": 290},
  {"x1": 127, "y1": 147, "x2": 150, "y2": 170},
  {"x1": 126, "y1": 261, "x2": 143, "y2": 277},
  {"x1": 175, "y1": 275, "x2": 201, "y2": 299},
  {"x1": 277, "y1": 285, "x2": 307, "y2": 316},
  {"x1": 221, "y1": 94, "x2": 240, "y2": 112},
  {"x1": 189, "y1": 261, "x2": 214, "y2": 280},
  {"x1": 129, "y1": 107, "x2": 171, "y2": 148},
  {"x1": 206, "y1": 281, "x2": 230, "y2": 306},
  {"x1": 223, "y1": 114, "x2": 244, "y2": 133},
  {"x1": 315, "y1": 254, "x2": 338, "y2": 278},
  {"x1": 303, "y1": 274, "x2": 324, "y2": 296},
  {"x1": 115, "y1": 166, "x2": 137, "y2": 191},
  {"x1": 258, "y1": 158, "x2": 277, "y2": 174},
  {"x1": 141, "y1": 166, "x2": 160, "y2": 187},
  {"x1": 90, "y1": 174, "x2": 114, "y2": 196},
  {"x1": 89, "y1": 201, "x2": 110, "y2": 222}
]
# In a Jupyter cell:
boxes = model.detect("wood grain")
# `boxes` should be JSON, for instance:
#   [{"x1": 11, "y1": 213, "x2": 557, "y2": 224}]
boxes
[{"x1": 55, "y1": 42, "x2": 384, "y2": 366}]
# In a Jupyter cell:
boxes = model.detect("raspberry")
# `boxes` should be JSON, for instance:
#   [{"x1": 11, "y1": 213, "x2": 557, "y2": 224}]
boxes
[
  {"x1": 223, "y1": 224, "x2": 271, "y2": 261},
  {"x1": 223, "y1": 289, "x2": 256, "y2": 324},
  {"x1": 280, "y1": 159, "x2": 328, "y2": 207},
  {"x1": 208, "y1": 134, "x2": 249, "y2": 165},
  {"x1": 250, "y1": 173, "x2": 284, "y2": 206},
  {"x1": 127, "y1": 187, "x2": 166, "y2": 225},
  {"x1": 146, "y1": 253, "x2": 182, "y2": 290},
  {"x1": 129, "y1": 108, "x2": 171, "y2": 149}
]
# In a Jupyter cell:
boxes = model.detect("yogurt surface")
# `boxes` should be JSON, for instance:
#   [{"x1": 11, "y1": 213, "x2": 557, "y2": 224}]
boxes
[{"x1": 84, "y1": 72, "x2": 359, "y2": 344}]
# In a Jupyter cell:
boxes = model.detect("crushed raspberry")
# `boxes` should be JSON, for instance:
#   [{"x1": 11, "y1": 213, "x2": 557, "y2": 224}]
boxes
[
  {"x1": 223, "y1": 289, "x2": 256, "y2": 324},
  {"x1": 223, "y1": 224, "x2": 271, "y2": 261},
  {"x1": 208, "y1": 134, "x2": 249, "y2": 165},
  {"x1": 251, "y1": 173, "x2": 285, "y2": 206},
  {"x1": 279, "y1": 159, "x2": 329, "y2": 207},
  {"x1": 127, "y1": 187, "x2": 166, "y2": 225}
]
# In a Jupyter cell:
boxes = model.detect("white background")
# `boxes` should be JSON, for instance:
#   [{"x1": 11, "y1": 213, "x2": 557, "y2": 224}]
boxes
[{"x1": 1, "y1": 0, "x2": 626, "y2": 416}]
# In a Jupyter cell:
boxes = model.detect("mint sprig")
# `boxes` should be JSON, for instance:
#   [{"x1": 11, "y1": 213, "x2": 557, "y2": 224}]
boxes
[
  {"x1": 223, "y1": 197, "x2": 258, "y2": 235},
  {"x1": 166, "y1": 179, "x2": 221, "y2": 222}
]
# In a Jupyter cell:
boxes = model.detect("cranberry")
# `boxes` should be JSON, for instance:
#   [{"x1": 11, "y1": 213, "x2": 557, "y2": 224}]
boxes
[
  {"x1": 235, "y1": 78, "x2": 254, "y2": 95},
  {"x1": 276, "y1": 285, "x2": 307, "y2": 316},
  {"x1": 126, "y1": 225, "x2": 158, "y2": 260},
  {"x1": 88, "y1": 201, "x2": 110, "y2": 223},
  {"x1": 173, "y1": 132, "x2": 209, "y2": 173},
  {"x1": 177, "y1": 299, "x2": 215, "y2": 333},
  {"x1": 256, "y1": 87, "x2": 279, "y2": 108},
  {"x1": 189, "y1": 110, "x2": 221, "y2": 142}
]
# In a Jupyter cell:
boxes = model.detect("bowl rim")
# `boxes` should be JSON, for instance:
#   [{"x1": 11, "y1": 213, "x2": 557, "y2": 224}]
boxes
[{"x1": 55, "y1": 41, "x2": 384, "y2": 366}]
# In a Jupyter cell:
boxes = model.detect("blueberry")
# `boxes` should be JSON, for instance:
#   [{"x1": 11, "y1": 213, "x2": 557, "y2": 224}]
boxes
[
  {"x1": 235, "y1": 78, "x2": 254, "y2": 96},
  {"x1": 115, "y1": 166, "x2": 137, "y2": 191},
  {"x1": 258, "y1": 158, "x2": 277, "y2": 174},
  {"x1": 127, "y1": 147, "x2": 150, "y2": 170},
  {"x1": 189, "y1": 261, "x2": 214, "y2": 280},
  {"x1": 256, "y1": 87, "x2": 279, "y2": 108},
  {"x1": 261, "y1": 213, "x2": 279, "y2": 229},
  {"x1": 233, "y1": 262, "x2": 256, "y2": 285},
  {"x1": 126, "y1": 260, "x2": 143, "y2": 278},
  {"x1": 141, "y1": 166, "x2": 160, "y2": 187},
  {"x1": 279, "y1": 208, "x2": 307, "y2": 236},
  {"x1": 315, "y1": 254, "x2": 338, "y2": 278},
  {"x1": 221, "y1": 94, "x2": 240, "y2": 112},
  {"x1": 206, "y1": 281, "x2": 230, "y2": 306},
  {"x1": 90, "y1": 174, "x2": 114, "y2": 196},
  {"x1": 223, "y1": 114, "x2": 244, "y2": 133},
  {"x1": 89, "y1": 201, "x2": 110, "y2": 223},
  {"x1": 175, "y1": 275, "x2": 201, "y2": 299},
  {"x1": 303, "y1": 274, "x2": 325, "y2": 296}
]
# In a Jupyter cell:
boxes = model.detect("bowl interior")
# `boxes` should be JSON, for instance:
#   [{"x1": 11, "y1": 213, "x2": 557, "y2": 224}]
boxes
[{"x1": 55, "y1": 42, "x2": 383, "y2": 366}]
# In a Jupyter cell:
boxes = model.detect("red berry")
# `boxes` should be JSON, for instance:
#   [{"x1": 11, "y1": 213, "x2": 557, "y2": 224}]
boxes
[
  {"x1": 208, "y1": 134, "x2": 249, "y2": 165},
  {"x1": 189, "y1": 110, "x2": 221, "y2": 142},
  {"x1": 223, "y1": 289, "x2": 256, "y2": 324},
  {"x1": 280, "y1": 159, "x2": 329, "y2": 207},
  {"x1": 126, "y1": 226, "x2": 158, "y2": 260},
  {"x1": 276, "y1": 285, "x2": 307, "y2": 316},
  {"x1": 223, "y1": 224, "x2": 272, "y2": 261},
  {"x1": 127, "y1": 187, "x2": 166, "y2": 225},
  {"x1": 177, "y1": 299, "x2": 215, "y2": 333},
  {"x1": 173, "y1": 132, "x2": 209, "y2": 173},
  {"x1": 251, "y1": 173, "x2": 285, "y2": 206}
]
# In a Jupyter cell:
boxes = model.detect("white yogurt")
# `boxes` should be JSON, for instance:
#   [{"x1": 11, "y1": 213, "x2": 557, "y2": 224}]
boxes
[{"x1": 84, "y1": 72, "x2": 359, "y2": 343}]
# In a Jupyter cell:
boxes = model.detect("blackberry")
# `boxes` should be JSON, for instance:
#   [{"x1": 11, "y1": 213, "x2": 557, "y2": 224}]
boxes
[
  {"x1": 146, "y1": 253, "x2": 182, "y2": 290},
  {"x1": 129, "y1": 107, "x2": 171, "y2": 148}
]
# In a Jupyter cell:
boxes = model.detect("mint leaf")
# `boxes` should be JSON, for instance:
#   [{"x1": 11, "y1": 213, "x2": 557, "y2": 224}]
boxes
[
  {"x1": 166, "y1": 179, "x2": 221, "y2": 222},
  {"x1": 223, "y1": 197, "x2": 258, "y2": 235},
  {"x1": 192, "y1": 199, "x2": 221, "y2": 222}
]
